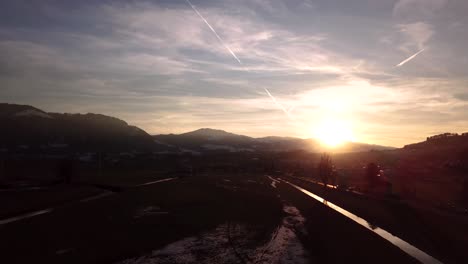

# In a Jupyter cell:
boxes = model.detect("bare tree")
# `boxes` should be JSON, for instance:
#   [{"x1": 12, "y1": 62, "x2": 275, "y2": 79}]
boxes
[
  {"x1": 318, "y1": 153, "x2": 333, "y2": 187},
  {"x1": 365, "y1": 162, "x2": 380, "y2": 191}
]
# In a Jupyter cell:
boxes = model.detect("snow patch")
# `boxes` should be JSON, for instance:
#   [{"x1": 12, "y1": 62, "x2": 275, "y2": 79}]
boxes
[
  {"x1": 202, "y1": 144, "x2": 236, "y2": 151},
  {"x1": 267, "y1": 175, "x2": 280, "y2": 189},
  {"x1": 180, "y1": 148, "x2": 201, "y2": 155},
  {"x1": 153, "y1": 140, "x2": 174, "y2": 148},
  {"x1": 202, "y1": 144, "x2": 254, "y2": 152},
  {"x1": 117, "y1": 225, "x2": 240, "y2": 264},
  {"x1": 117, "y1": 206, "x2": 309, "y2": 264},
  {"x1": 252, "y1": 205, "x2": 308, "y2": 264},
  {"x1": 15, "y1": 109, "x2": 52, "y2": 119}
]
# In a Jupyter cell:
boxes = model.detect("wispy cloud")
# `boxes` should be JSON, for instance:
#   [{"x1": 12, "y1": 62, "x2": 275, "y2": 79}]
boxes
[
  {"x1": 396, "y1": 48, "x2": 425, "y2": 67},
  {"x1": 396, "y1": 22, "x2": 433, "y2": 51},
  {"x1": 393, "y1": 0, "x2": 447, "y2": 20},
  {"x1": 1, "y1": 0, "x2": 468, "y2": 147}
]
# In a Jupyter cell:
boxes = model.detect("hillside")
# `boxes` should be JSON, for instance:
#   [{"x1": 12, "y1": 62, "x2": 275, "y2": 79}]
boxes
[
  {"x1": 153, "y1": 128, "x2": 394, "y2": 153},
  {"x1": 0, "y1": 103, "x2": 156, "y2": 153},
  {"x1": 0, "y1": 103, "x2": 399, "y2": 155}
]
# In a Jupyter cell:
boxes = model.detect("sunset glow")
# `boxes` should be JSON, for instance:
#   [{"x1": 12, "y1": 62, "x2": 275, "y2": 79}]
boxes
[
  {"x1": 314, "y1": 119, "x2": 355, "y2": 147},
  {"x1": 1, "y1": 0, "x2": 468, "y2": 147}
]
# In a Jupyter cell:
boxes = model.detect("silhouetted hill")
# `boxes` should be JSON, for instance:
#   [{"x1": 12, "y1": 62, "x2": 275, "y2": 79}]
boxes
[
  {"x1": 404, "y1": 132, "x2": 468, "y2": 150},
  {"x1": 153, "y1": 128, "x2": 394, "y2": 153},
  {"x1": 0, "y1": 104, "x2": 394, "y2": 155},
  {"x1": 0, "y1": 103, "x2": 49, "y2": 118},
  {"x1": 0, "y1": 103, "x2": 156, "y2": 153},
  {"x1": 399, "y1": 132, "x2": 468, "y2": 174},
  {"x1": 153, "y1": 128, "x2": 256, "y2": 153}
]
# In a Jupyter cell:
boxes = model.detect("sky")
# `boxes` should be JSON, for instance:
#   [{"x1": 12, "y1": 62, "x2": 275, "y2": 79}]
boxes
[{"x1": 1, "y1": 0, "x2": 468, "y2": 147}]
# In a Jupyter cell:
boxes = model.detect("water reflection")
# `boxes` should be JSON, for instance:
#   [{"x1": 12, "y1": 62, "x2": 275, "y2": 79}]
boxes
[{"x1": 280, "y1": 179, "x2": 443, "y2": 264}]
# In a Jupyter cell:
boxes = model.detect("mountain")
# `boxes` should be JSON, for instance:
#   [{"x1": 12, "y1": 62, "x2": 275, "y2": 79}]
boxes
[
  {"x1": 0, "y1": 103, "x2": 156, "y2": 153},
  {"x1": 153, "y1": 128, "x2": 394, "y2": 153},
  {"x1": 401, "y1": 132, "x2": 468, "y2": 170},
  {"x1": 404, "y1": 133, "x2": 468, "y2": 151},
  {"x1": 0, "y1": 103, "x2": 394, "y2": 155},
  {"x1": 153, "y1": 128, "x2": 256, "y2": 153}
]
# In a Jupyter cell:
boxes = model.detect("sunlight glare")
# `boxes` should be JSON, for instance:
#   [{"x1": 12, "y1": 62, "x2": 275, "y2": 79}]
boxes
[{"x1": 314, "y1": 119, "x2": 355, "y2": 147}]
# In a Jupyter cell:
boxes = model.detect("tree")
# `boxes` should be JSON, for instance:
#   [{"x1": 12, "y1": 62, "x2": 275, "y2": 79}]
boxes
[
  {"x1": 460, "y1": 149, "x2": 468, "y2": 206},
  {"x1": 318, "y1": 153, "x2": 333, "y2": 187},
  {"x1": 365, "y1": 162, "x2": 380, "y2": 190}
]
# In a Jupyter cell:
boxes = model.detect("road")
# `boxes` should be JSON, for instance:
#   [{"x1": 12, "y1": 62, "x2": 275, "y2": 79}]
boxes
[{"x1": 0, "y1": 173, "x2": 443, "y2": 263}]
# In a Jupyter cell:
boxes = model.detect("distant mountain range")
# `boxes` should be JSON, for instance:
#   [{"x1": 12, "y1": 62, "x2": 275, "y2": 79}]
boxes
[
  {"x1": 153, "y1": 128, "x2": 395, "y2": 154},
  {"x1": 8, "y1": 103, "x2": 460, "y2": 155}
]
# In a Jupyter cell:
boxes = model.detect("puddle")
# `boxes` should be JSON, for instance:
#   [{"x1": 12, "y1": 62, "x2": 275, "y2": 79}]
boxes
[
  {"x1": 280, "y1": 179, "x2": 443, "y2": 264},
  {"x1": 136, "y1": 178, "x2": 177, "y2": 187},
  {"x1": 0, "y1": 208, "x2": 54, "y2": 225}
]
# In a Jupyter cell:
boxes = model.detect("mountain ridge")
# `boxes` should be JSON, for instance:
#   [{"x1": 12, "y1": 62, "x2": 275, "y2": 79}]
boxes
[
  {"x1": 153, "y1": 128, "x2": 395, "y2": 153},
  {"x1": 7, "y1": 103, "x2": 463, "y2": 154},
  {"x1": 0, "y1": 103, "x2": 156, "y2": 153}
]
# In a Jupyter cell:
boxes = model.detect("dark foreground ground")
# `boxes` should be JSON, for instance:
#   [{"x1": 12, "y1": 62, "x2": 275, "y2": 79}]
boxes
[
  {"x1": 284, "y1": 176, "x2": 468, "y2": 264},
  {"x1": 0, "y1": 172, "x2": 464, "y2": 263}
]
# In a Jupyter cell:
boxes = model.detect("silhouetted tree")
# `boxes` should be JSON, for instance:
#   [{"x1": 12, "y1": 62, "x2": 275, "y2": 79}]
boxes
[
  {"x1": 365, "y1": 162, "x2": 380, "y2": 190},
  {"x1": 318, "y1": 153, "x2": 333, "y2": 187},
  {"x1": 461, "y1": 178, "x2": 468, "y2": 207},
  {"x1": 460, "y1": 149, "x2": 468, "y2": 206}
]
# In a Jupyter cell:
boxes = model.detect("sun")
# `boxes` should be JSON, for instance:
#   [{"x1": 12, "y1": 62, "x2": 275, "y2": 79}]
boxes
[{"x1": 314, "y1": 119, "x2": 355, "y2": 147}]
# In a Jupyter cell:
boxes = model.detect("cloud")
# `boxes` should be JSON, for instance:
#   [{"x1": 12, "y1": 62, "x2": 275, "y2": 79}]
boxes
[
  {"x1": 454, "y1": 93, "x2": 468, "y2": 101},
  {"x1": 393, "y1": 0, "x2": 447, "y2": 20},
  {"x1": 1, "y1": 0, "x2": 468, "y2": 147},
  {"x1": 396, "y1": 22, "x2": 433, "y2": 51}
]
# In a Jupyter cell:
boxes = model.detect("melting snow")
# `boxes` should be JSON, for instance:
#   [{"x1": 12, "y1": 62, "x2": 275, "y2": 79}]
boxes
[
  {"x1": 117, "y1": 206, "x2": 308, "y2": 264},
  {"x1": 15, "y1": 109, "x2": 52, "y2": 119},
  {"x1": 117, "y1": 225, "x2": 239, "y2": 264},
  {"x1": 202, "y1": 144, "x2": 254, "y2": 152},
  {"x1": 268, "y1": 176, "x2": 280, "y2": 189},
  {"x1": 153, "y1": 140, "x2": 174, "y2": 148},
  {"x1": 252, "y1": 205, "x2": 308, "y2": 264}
]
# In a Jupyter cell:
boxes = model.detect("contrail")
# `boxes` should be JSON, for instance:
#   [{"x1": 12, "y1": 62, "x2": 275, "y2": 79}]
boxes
[
  {"x1": 185, "y1": 0, "x2": 242, "y2": 65},
  {"x1": 396, "y1": 48, "x2": 425, "y2": 67},
  {"x1": 264, "y1": 88, "x2": 292, "y2": 118},
  {"x1": 185, "y1": 0, "x2": 293, "y2": 120}
]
